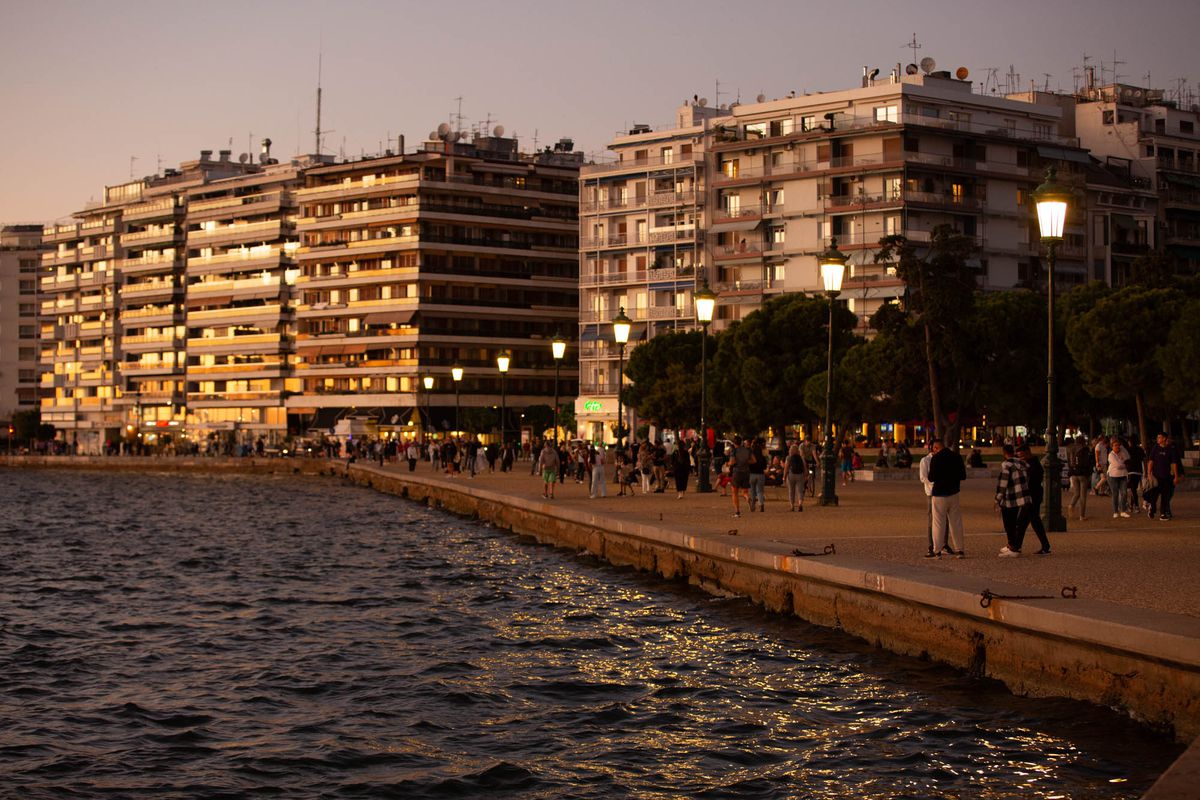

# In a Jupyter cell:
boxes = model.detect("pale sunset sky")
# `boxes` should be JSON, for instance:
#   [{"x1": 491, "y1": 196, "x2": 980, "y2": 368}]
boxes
[{"x1": 1, "y1": 0, "x2": 1197, "y2": 221}]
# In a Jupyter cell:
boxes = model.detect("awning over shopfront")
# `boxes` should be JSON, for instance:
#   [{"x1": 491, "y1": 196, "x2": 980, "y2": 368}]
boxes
[
  {"x1": 709, "y1": 218, "x2": 763, "y2": 234},
  {"x1": 363, "y1": 309, "x2": 416, "y2": 327},
  {"x1": 1037, "y1": 145, "x2": 1091, "y2": 165}
]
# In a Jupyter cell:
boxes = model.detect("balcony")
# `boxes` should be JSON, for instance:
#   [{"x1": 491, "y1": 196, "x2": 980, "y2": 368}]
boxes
[
  {"x1": 122, "y1": 280, "x2": 178, "y2": 301},
  {"x1": 43, "y1": 223, "x2": 80, "y2": 243},
  {"x1": 187, "y1": 303, "x2": 282, "y2": 326},
  {"x1": 580, "y1": 190, "x2": 699, "y2": 214},
  {"x1": 903, "y1": 190, "x2": 984, "y2": 211},
  {"x1": 188, "y1": 275, "x2": 284, "y2": 302},
  {"x1": 186, "y1": 246, "x2": 288, "y2": 275},
  {"x1": 120, "y1": 227, "x2": 180, "y2": 248},
  {"x1": 187, "y1": 191, "x2": 287, "y2": 222},
  {"x1": 296, "y1": 173, "x2": 420, "y2": 202},
  {"x1": 124, "y1": 198, "x2": 180, "y2": 222},
  {"x1": 713, "y1": 242, "x2": 765, "y2": 260},
  {"x1": 187, "y1": 220, "x2": 284, "y2": 247},
  {"x1": 121, "y1": 253, "x2": 183, "y2": 275},
  {"x1": 581, "y1": 152, "x2": 701, "y2": 177},
  {"x1": 186, "y1": 332, "x2": 284, "y2": 350}
]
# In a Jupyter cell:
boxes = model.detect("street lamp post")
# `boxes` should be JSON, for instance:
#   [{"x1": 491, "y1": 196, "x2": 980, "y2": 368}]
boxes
[
  {"x1": 551, "y1": 332, "x2": 566, "y2": 445},
  {"x1": 497, "y1": 350, "x2": 511, "y2": 446},
  {"x1": 451, "y1": 363, "x2": 464, "y2": 435},
  {"x1": 819, "y1": 239, "x2": 847, "y2": 507},
  {"x1": 694, "y1": 282, "x2": 718, "y2": 492},
  {"x1": 422, "y1": 374, "x2": 434, "y2": 441},
  {"x1": 611, "y1": 307, "x2": 631, "y2": 447},
  {"x1": 1034, "y1": 166, "x2": 1071, "y2": 532}
]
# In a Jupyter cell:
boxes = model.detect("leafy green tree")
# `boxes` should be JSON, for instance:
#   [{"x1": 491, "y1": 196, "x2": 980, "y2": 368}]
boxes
[
  {"x1": 1056, "y1": 280, "x2": 1115, "y2": 432},
  {"x1": 969, "y1": 289, "x2": 1046, "y2": 427},
  {"x1": 12, "y1": 409, "x2": 41, "y2": 442},
  {"x1": 710, "y1": 293, "x2": 857, "y2": 438},
  {"x1": 875, "y1": 225, "x2": 980, "y2": 445},
  {"x1": 1066, "y1": 286, "x2": 1186, "y2": 444},
  {"x1": 1158, "y1": 298, "x2": 1200, "y2": 416},
  {"x1": 622, "y1": 330, "x2": 706, "y2": 432}
]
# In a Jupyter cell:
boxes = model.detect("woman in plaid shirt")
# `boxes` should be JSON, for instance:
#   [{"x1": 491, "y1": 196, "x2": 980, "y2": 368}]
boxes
[{"x1": 995, "y1": 444, "x2": 1035, "y2": 557}]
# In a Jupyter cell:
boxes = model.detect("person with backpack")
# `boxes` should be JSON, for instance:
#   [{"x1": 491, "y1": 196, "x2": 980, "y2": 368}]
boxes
[{"x1": 1066, "y1": 435, "x2": 1093, "y2": 521}]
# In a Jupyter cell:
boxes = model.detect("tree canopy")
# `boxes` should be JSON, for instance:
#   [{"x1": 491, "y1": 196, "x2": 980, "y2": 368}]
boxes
[{"x1": 622, "y1": 330, "x2": 707, "y2": 432}]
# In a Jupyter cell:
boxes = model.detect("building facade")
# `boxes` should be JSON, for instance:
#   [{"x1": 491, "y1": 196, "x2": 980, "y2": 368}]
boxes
[
  {"x1": 288, "y1": 131, "x2": 581, "y2": 442},
  {"x1": 578, "y1": 69, "x2": 1085, "y2": 441},
  {"x1": 0, "y1": 224, "x2": 44, "y2": 420}
]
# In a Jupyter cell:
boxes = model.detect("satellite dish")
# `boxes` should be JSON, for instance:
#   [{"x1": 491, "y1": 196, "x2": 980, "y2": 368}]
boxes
[
  {"x1": 436, "y1": 122, "x2": 451, "y2": 137},
  {"x1": 756, "y1": 93, "x2": 766, "y2": 103},
  {"x1": 428, "y1": 131, "x2": 438, "y2": 140},
  {"x1": 955, "y1": 66, "x2": 969, "y2": 80},
  {"x1": 698, "y1": 97, "x2": 708, "y2": 107},
  {"x1": 238, "y1": 153, "x2": 249, "y2": 163},
  {"x1": 920, "y1": 57, "x2": 936, "y2": 74},
  {"x1": 493, "y1": 124, "x2": 505, "y2": 137},
  {"x1": 905, "y1": 63, "x2": 919, "y2": 75},
  {"x1": 258, "y1": 153, "x2": 269, "y2": 164}
]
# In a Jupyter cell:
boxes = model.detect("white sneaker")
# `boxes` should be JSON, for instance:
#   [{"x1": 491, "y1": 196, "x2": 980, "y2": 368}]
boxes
[
  {"x1": 1120, "y1": 511, "x2": 1130, "y2": 518},
  {"x1": 998, "y1": 546, "x2": 1020, "y2": 558},
  {"x1": 1113, "y1": 513, "x2": 1120, "y2": 519}
]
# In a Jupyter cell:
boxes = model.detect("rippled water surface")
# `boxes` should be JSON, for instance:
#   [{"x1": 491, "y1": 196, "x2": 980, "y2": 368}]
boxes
[{"x1": 0, "y1": 469, "x2": 1181, "y2": 798}]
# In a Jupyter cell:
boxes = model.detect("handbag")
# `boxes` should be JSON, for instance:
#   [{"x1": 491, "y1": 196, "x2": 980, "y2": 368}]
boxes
[{"x1": 1140, "y1": 474, "x2": 1158, "y2": 493}]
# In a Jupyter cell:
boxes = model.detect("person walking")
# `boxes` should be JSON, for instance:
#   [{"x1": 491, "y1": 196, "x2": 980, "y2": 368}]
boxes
[
  {"x1": 840, "y1": 439, "x2": 856, "y2": 486},
  {"x1": 589, "y1": 444, "x2": 607, "y2": 499},
  {"x1": 1125, "y1": 435, "x2": 1145, "y2": 515},
  {"x1": 1017, "y1": 443, "x2": 1053, "y2": 554},
  {"x1": 406, "y1": 440, "x2": 420, "y2": 472},
  {"x1": 926, "y1": 439, "x2": 966, "y2": 558},
  {"x1": 672, "y1": 443, "x2": 692, "y2": 499},
  {"x1": 747, "y1": 437, "x2": 767, "y2": 512},
  {"x1": 1092, "y1": 435, "x2": 1110, "y2": 496},
  {"x1": 995, "y1": 444, "x2": 1033, "y2": 557},
  {"x1": 1144, "y1": 432, "x2": 1183, "y2": 520},
  {"x1": 537, "y1": 441, "x2": 560, "y2": 499},
  {"x1": 1065, "y1": 435, "x2": 1092, "y2": 521},
  {"x1": 1107, "y1": 436, "x2": 1131, "y2": 518},
  {"x1": 729, "y1": 436, "x2": 751, "y2": 518},
  {"x1": 784, "y1": 444, "x2": 808, "y2": 512}
]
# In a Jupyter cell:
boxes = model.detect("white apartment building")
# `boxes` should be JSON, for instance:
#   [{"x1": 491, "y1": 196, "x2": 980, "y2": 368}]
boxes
[{"x1": 578, "y1": 68, "x2": 1086, "y2": 442}]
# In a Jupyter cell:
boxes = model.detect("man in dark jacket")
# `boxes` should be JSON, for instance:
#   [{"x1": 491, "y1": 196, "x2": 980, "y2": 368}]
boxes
[
  {"x1": 926, "y1": 441, "x2": 967, "y2": 558},
  {"x1": 1144, "y1": 433, "x2": 1183, "y2": 520},
  {"x1": 1017, "y1": 443, "x2": 1052, "y2": 555}
]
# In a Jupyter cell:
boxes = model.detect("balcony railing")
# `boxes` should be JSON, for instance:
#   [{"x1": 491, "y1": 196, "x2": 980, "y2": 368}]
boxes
[
  {"x1": 581, "y1": 152, "x2": 702, "y2": 177},
  {"x1": 580, "y1": 190, "x2": 699, "y2": 213},
  {"x1": 188, "y1": 191, "x2": 286, "y2": 214}
]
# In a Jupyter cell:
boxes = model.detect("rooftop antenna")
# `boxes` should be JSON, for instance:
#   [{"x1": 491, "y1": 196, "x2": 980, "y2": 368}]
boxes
[
  {"x1": 129, "y1": 155, "x2": 138, "y2": 179},
  {"x1": 532, "y1": 128, "x2": 539, "y2": 152},
  {"x1": 1144, "y1": 70, "x2": 1152, "y2": 90},
  {"x1": 452, "y1": 96, "x2": 465, "y2": 133},
  {"x1": 983, "y1": 67, "x2": 1000, "y2": 95},
  {"x1": 902, "y1": 33, "x2": 922, "y2": 66},
  {"x1": 314, "y1": 50, "x2": 323, "y2": 154},
  {"x1": 1043, "y1": 73, "x2": 1052, "y2": 92},
  {"x1": 156, "y1": 153, "x2": 162, "y2": 174},
  {"x1": 1112, "y1": 49, "x2": 1126, "y2": 84},
  {"x1": 714, "y1": 78, "x2": 723, "y2": 109}
]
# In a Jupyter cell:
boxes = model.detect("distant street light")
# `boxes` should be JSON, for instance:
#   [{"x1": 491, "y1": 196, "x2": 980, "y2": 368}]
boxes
[
  {"x1": 497, "y1": 350, "x2": 511, "y2": 446},
  {"x1": 819, "y1": 239, "x2": 847, "y2": 507},
  {"x1": 551, "y1": 332, "x2": 567, "y2": 445},
  {"x1": 612, "y1": 307, "x2": 631, "y2": 447},
  {"x1": 694, "y1": 281, "x2": 717, "y2": 493},
  {"x1": 451, "y1": 363, "x2": 464, "y2": 435},
  {"x1": 422, "y1": 374, "x2": 434, "y2": 441}
]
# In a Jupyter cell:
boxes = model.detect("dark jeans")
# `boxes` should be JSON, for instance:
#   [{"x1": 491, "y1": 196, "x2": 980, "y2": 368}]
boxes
[
  {"x1": 1145, "y1": 477, "x2": 1176, "y2": 517},
  {"x1": 1025, "y1": 499, "x2": 1051, "y2": 552},
  {"x1": 1000, "y1": 505, "x2": 1035, "y2": 552}
]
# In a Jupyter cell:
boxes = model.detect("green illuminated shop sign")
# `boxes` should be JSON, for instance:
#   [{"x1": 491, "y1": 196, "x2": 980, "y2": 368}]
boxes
[{"x1": 583, "y1": 400, "x2": 603, "y2": 412}]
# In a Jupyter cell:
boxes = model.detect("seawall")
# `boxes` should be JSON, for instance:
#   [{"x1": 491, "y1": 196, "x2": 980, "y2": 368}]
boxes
[{"x1": 341, "y1": 461, "x2": 1200, "y2": 747}]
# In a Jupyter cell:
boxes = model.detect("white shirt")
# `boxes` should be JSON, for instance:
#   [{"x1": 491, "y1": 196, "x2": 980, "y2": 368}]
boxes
[{"x1": 919, "y1": 452, "x2": 935, "y2": 497}]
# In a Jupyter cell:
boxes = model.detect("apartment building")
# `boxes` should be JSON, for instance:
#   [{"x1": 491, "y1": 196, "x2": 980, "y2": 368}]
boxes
[
  {"x1": 40, "y1": 153, "x2": 254, "y2": 453},
  {"x1": 0, "y1": 224, "x2": 44, "y2": 419},
  {"x1": 288, "y1": 130, "x2": 581, "y2": 440},
  {"x1": 579, "y1": 68, "x2": 1083, "y2": 442},
  {"x1": 1069, "y1": 82, "x2": 1200, "y2": 272},
  {"x1": 184, "y1": 147, "x2": 313, "y2": 448}
]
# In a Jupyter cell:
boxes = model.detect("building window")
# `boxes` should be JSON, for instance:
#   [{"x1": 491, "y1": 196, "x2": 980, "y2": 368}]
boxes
[
  {"x1": 800, "y1": 115, "x2": 815, "y2": 132},
  {"x1": 769, "y1": 189, "x2": 785, "y2": 209},
  {"x1": 725, "y1": 194, "x2": 741, "y2": 216},
  {"x1": 661, "y1": 147, "x2": 673, "y2": 164},
  {"x1": 1103, "y1": 109, "x2": 1115, "y2": 124},
  {"x1": 1182, "y1": 121, "x2": 1195, "y2": 134},
  {"x1": 772, "y1": 227, "x2": 786, "y2": 245},
  {"x1": 874, "y1": 105, "x2": 898, "y2": 123},
  {"x1": 721, "y1": 159, "x2": 739, "y2": 178},
  {"x1": 745, "y1": 122, "x2": 767, "y2": 139}
]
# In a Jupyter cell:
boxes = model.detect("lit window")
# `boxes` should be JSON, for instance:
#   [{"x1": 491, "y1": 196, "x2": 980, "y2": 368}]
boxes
[{"x1": 874, "y1": 105, "x2": 898, "y2": 123}]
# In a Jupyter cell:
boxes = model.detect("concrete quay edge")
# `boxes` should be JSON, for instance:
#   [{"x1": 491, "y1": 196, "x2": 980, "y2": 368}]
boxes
[{"x1": 345, "y1": 461, "x2": 1200, "y2": 746}]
